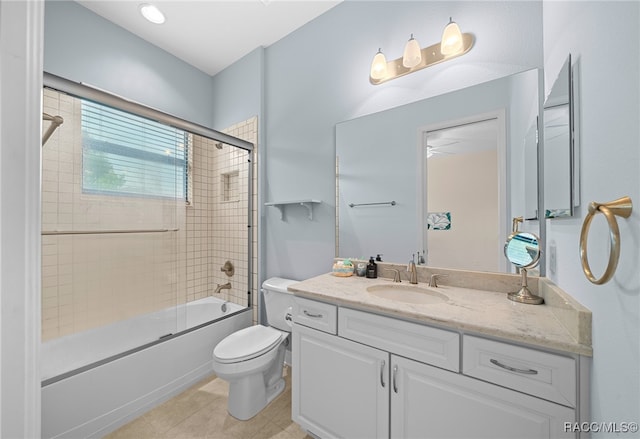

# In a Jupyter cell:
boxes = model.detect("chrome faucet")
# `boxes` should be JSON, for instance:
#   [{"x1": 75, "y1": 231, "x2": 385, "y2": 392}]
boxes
[
  {"x1": 428, "y1": 274, "x2": 448, "y2": 288},
  {"x1": 214, "y1": 282, "x2": 231, "y2": 294},
  {"x1": 384, "y1": 268, "x2": 402, "y2": 283},
  {"x1": 407, "y1": 259, "x2": 418, "y2": 284}
]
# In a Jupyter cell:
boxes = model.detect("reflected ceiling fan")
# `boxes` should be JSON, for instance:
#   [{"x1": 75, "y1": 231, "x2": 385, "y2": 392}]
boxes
[{"x1": 425, "y1": 139, "x2": 459, "y2": 158}]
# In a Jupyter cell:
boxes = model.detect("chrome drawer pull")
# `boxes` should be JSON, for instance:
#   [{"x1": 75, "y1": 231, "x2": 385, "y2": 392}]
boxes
[
  {"x1": 380, "y1": 360, "x2": 386, "y2": 388},
  {"x1": 490, "y1": 358, "x2": 538, "y2": 375},
  {"x1": 392, "y1": 365, "x2": 399, "y2": 393},
  {"x1": 303, "y1": 310, "x2": 323, "y2": 318}
]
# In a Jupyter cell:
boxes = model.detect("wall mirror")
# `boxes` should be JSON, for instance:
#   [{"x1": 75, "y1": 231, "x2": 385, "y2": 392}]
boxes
[
  {"x1": 336, "y1": 69, "x2": 541, "y2": 273},
  {"x1": 544, "y1": 54, "x2": 579, "y2": 218}
]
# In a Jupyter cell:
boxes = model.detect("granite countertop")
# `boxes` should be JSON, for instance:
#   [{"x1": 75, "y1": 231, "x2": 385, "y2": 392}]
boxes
[{"x1": 288, "y1": 272, "x2": 592, "y2": 357}]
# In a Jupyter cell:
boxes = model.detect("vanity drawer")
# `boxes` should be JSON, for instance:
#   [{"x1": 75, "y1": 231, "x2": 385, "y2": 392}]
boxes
[
  {"x1": 338, "y1": 308, "x2": 459, "y2": 372},
  {"x1": 463, "y1": 335, "x2": 576, "y2": 407},
  {"x1": 293, "y1": 297, "x2": 337, "y2": 334}
]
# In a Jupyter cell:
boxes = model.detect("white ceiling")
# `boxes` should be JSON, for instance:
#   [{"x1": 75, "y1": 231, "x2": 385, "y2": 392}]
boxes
[
  {"x1": 76, "y1": 0, "x2": 341, "y2": 76},
  {"x1": 426, "y1": 118, "x2": 498, "y2": 158}
]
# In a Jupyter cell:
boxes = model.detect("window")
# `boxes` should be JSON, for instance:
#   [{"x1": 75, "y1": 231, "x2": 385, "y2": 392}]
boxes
[{"x1": 82, "y1": 100, "x2": 190, "y2": 201}]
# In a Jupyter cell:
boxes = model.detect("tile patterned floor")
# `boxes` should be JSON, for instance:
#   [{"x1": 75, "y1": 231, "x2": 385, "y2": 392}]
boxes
[{"x1": 105, "y1": 367, "x2": 310, "y2": 439}]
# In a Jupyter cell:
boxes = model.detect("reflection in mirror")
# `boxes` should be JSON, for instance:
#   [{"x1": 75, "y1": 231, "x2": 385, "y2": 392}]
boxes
[
  {"x1": 424, "y1": 118, "x2": 502, "y2": 272},
  {"x1": 504, "y1": 232, "x2": 541, "y2": 268},
  {"x1": 504, "y1": 231, "x2": 544, "y2": 304},
  {"x1": 544, "y1": 54, "x2": 578, "y2": 218},
  {"x1": 336, "y1": 69, "x2": 540, "y2": 274}
]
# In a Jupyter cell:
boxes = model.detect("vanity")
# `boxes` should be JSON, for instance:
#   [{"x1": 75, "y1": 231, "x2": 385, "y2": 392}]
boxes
[{"x1": 289, "y1": 266, "x2": 592, "y2": 439}]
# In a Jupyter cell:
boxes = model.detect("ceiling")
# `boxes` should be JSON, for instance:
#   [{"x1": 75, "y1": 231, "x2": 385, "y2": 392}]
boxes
[{"x1": 76, "y1": 0, "x2": 342, "y2": 76}]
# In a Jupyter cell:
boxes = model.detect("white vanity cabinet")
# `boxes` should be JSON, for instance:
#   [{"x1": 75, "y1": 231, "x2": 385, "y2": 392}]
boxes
[
  {"x1": 292, "y1": 299, "x2": 580, "y2": 439},
  {"x1": 293, "y1": 323, "x2": 389, "y2": 439},
  {"x1": 391, "y1": 354, "x2": 574, "y2": 439}
]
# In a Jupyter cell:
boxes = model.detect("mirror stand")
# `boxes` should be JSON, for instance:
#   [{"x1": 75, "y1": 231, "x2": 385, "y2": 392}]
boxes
[
  {"x1": 507, "y1": 268, "x2": 543, "y2": 304},
  {"x1": 504, "y1": 231, "x2": 544, "y2": 305}
]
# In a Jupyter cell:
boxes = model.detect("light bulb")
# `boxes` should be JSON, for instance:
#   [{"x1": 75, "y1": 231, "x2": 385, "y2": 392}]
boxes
[
  {"x1": 402, "y1": 34, "x2": 422, "y2": 68},
  {"x1": 441, "y1": 18, "x2": 463, "y2": 55},
  {"x1": 370, "y1": 49, "x2": 388, "y2": 80},
  {"x1": 139, "y1": 3, "x2": 165, "y2": 24}
]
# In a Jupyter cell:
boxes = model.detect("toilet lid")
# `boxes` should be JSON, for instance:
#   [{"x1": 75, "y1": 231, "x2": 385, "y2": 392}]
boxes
[{"x1": 213, "y1": 325, "x2": 284, "y2": 364}]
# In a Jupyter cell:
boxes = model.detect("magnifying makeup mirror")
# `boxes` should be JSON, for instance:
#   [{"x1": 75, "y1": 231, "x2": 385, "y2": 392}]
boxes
[{"x1": 504, "y1": 232, "x2": 544, "y2": 304}]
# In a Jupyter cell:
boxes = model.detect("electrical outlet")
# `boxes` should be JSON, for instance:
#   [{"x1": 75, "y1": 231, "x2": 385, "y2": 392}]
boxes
[{"x1": 549, "y1": 242, "x2": 557, "y2": 274}]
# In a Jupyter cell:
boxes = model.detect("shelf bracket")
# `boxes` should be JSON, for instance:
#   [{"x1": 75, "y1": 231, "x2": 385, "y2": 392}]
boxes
[{"x1": 265, "y1": 199, "x2": 321, "y2": 221}]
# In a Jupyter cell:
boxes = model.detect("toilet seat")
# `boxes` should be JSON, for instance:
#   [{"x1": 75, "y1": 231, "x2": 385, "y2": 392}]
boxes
[{"x1": 213, "y1": 325, "x2": 284, "y2": 364}]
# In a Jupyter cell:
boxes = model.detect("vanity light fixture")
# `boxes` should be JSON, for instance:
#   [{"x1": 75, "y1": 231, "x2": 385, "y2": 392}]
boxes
[
  {"x1": 402, "y1": 34, "x2": 422, "y2": 68},
  {"x1": 139, "y1": 3, "x2": 165, "y2": 24},
  {"x1": 370, "y1": 48, "x2": 388, "y2": 80},
  {"x1": 370, "y1": 17, "x2": 474, "y2": 85},
  {"x1": 440, "y1": 17, "x2": 464, "y2": 55}
]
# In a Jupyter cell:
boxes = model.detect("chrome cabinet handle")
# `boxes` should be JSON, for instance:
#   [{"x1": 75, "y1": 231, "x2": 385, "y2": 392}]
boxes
[
  {"x1": 490, "y1": 358, "x2": 538, "y2": 375},
  {"x1": 303, "y1": 310, "x2": 323, "y2": 318},
  {"x1": 392, "y1": 365, "x2": 398, "y2": 393},
  {"x1": 380, "y1": 360, "x2": 386, "y2": 388}
]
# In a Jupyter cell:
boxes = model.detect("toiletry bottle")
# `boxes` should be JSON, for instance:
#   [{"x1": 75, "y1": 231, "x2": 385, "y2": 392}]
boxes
[{"x1": 366, "y1": 256, "x2": 378, "y2": 279}]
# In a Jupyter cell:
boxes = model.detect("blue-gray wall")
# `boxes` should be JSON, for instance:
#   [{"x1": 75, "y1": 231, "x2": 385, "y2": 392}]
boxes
[
  {"x1": 542, "y1": 0, "x2": 640, "y2": 428},
  {"x1": 210, "y1": 47, "x2": 263, "y2": 130},
  {"x1": 44, "y1": 0, "x2": 214, "y2": 127},
  {"x1": 219, "y1": 1, "x2": 544, "y2": 281}
]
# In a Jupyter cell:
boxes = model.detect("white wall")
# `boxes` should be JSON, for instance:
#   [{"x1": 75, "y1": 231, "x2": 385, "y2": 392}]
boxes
[
  {"x1": 0, "y1": 1, "x2": 43, "y2": 437},
  {"x1": 543, "y1": 0, "x2": 640, "y2": 427}
]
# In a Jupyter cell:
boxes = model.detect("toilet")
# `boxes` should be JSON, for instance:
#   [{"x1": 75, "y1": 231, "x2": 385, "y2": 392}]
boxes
[{"x1": 212, "y1": 277, "x2": 298, "y2": 420}]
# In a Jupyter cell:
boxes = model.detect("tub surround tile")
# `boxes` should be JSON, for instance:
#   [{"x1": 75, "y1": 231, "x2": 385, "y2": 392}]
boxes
[{"x1": 288, "y1": 269, "x2": 592, "y2": 357}]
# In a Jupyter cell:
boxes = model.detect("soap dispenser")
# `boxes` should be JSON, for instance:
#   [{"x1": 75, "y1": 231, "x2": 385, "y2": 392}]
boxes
[{"x1": 366, "y1": 256, "x2": 378, "y2": 279}]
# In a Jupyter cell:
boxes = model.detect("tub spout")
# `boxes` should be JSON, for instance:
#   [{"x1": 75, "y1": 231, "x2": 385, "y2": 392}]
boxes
[{"x1": 214, "y1": 282, "x2": 231, "y2": 294}]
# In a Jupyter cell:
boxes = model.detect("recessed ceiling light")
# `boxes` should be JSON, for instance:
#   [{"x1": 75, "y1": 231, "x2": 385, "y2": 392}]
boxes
[{"x1": 139, "y1": 3, "x2": 165, "y2": 24}]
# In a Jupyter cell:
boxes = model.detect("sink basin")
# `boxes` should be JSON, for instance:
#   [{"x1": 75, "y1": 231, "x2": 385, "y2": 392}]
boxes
[{"x1": 366, "y1": 284, "x2": 448, "y2": 305}]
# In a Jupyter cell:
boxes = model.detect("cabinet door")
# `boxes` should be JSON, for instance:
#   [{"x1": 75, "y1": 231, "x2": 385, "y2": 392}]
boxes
[
  {"x1": 390, "y1": 356, "x2": 575, "y2": 439},
  {"x1": 292, "y1": 323, "x2": 389, "y2": 439}
]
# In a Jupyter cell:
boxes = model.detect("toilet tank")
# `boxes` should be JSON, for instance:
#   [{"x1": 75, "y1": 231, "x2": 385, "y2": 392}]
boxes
[{"x1": 262, "y1": 277, "x2": 298, "y2": 332}]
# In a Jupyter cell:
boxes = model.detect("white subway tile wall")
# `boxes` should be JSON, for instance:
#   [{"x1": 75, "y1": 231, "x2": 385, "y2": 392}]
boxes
[{"x1": 42, "y1": 88, "x2": 258, "y2": 341}]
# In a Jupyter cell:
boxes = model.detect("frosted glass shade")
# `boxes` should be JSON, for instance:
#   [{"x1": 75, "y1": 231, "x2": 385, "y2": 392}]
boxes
[
  {"x1": 402, "y1": 35, "x2": 422, "y2": 68},
  {"x1": 370, "y1": 49, "x2": 388, "y2": 80},
  {"x1": 441, "y1": 18, "x2": 463, "y2": 55}
]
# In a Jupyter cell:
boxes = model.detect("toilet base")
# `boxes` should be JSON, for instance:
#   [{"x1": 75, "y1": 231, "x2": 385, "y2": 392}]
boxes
[{"x1": 227, "y1": 375, "x2": 286, "y2": 421}]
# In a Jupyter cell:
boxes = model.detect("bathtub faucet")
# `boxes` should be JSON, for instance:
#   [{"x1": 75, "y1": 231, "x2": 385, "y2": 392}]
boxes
[{"x1": 214, "y1": 282, "x2": 232, "y2": 294}]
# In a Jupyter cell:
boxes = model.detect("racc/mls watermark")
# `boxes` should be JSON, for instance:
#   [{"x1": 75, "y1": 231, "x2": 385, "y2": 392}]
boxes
[{"x1": 564, "y1": 422, "x2": 639, "y2": 434}]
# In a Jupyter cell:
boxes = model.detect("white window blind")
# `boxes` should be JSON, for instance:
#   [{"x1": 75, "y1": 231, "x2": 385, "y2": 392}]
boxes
[{"x1": 82, "y1": 100, "x2": 190, "y2": 200}]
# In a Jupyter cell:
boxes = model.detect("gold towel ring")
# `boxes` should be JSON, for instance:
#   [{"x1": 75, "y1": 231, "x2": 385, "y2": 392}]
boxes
[{"x1": 579, "y1": 196, "x2": 633, "y2": 285}]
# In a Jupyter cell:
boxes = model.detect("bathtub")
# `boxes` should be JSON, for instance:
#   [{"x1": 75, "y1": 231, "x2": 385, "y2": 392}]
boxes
[{"x1": 41, "y1": 296, "x2": 252, "y2": 438}]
